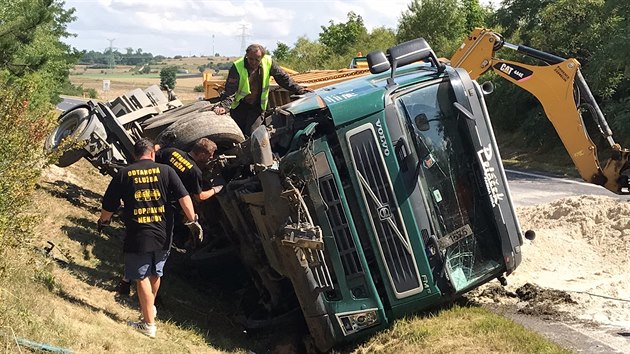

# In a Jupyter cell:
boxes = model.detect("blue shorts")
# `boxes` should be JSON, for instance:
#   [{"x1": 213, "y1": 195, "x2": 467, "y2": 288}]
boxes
[{"x1": 124, "y1": 250, "x2": 169, "y2": 281}]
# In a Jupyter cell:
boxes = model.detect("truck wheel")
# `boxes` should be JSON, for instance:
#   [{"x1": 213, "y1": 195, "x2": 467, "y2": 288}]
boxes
[
  {"x1": 157, "y1": 110, "x2": 245, "y2": 150},
  {"x1": 45, "y1": 106, "x2": 95, "y2": 167},
  {"x1": 142, "y1": 100, "x2": 211, "y2": 128},
  {"x1": 142, "y1": 102, "x2": 214, "y2": 141}
]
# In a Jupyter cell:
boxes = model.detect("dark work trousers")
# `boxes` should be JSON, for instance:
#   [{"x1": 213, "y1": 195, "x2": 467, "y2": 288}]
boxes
[{"x1": 230, "y1": 101, "x2": 263, "y2": 136}]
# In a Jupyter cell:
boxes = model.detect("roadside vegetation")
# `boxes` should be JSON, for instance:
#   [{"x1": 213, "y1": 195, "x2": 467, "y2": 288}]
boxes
[{"x1": 1, "y1": 0, "x2": 628, "y2": 353}]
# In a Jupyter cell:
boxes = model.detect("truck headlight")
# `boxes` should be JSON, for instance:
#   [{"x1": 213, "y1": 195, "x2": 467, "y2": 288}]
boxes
[{"x1": 336, "y1": 308, "x2": 379, "y2": 336}]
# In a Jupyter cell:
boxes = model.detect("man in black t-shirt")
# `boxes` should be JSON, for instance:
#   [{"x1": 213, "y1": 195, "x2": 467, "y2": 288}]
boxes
[
  {"x1": 98, "y1": 138, "x2": 200, "y2": 338},
  {"x1": 155, "y1": 137, "x2": 223, "y2": 250},
  {"x1": 156, "y1": 138, "x2": 222, "y2": 202}
]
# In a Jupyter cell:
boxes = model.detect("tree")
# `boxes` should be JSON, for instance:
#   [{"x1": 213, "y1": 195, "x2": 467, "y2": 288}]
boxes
[
  {"x1": 462, "y1": 0, "x2": 486, "y2": 31},
  {"x1": 397, "y1": 0, "x2": 469, "y2": 57},
  {"x1": 319, "y1": 12, "x2": 368, "y2": 56},
  {"x1": 160, "y1": 66, "x2": 178, "y2": 90},
  {"x1": 493, "y1": 0, "x2": 555, "y2": 41},
  {"x1": 273, "y1": 42, "x2": 291, "y2": 63},
  {"x1": 1, "y1": 0, "x2": 81, "y2": 106},
  {"x1": 0, "y1": 0, "x2": 79, "y2": 249},
  {"x1": 281, "y1": 36, "x2": 329, "y2": 71},
  {"x1": 355, "y1": 27, "x2": 396, "y2": 56}
]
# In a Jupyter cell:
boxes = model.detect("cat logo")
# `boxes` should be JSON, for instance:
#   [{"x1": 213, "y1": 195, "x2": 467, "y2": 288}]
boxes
[{"x1": 377, "y1": 205, "x2": 391, "y2": 221}]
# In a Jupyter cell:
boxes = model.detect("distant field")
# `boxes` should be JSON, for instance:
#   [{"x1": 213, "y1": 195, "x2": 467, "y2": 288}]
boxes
[
  {"x1": 69, "y1": 76, "x2": 207, "y2": 103},
  {"x1": 69, "y1": 55, "x2": 236, "y2": 103}
]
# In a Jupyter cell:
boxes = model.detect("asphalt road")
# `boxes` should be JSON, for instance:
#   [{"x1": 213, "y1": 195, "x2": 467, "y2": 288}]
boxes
[
  {"x1": 56, "y1": 96, "x2": 87, "y2": 112},
  {"x1": 506, "y1": 169, "x2": 630, "y2": 207}
]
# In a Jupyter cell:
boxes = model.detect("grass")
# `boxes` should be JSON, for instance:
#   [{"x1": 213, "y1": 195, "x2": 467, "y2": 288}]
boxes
[
  {"x1": 0, "y1": 160, "x2": 250, "y2": 353},
  {"x1": 350, "y1": 306, "x2": 570, "y2": 354},
  {"x1": 0, "y1": 157, "x2": 577, "y2": 353}
]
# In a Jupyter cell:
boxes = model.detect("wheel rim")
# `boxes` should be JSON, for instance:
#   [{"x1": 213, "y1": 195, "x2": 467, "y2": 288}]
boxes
[
  {"x1": 47, "y1": 107, "x2": 92, "y2": 167},
  {"x1": 51, "y1": 108, "x2": 90, "y2": 147}
]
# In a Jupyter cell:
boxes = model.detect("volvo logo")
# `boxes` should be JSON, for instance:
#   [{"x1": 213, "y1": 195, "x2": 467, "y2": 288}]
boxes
[
  {"x1": 374, "y1": 120, "x2": 390, "y2": 156},
  {"x1": 377, "y1": 205, "x2": 391, "y2": 220}
]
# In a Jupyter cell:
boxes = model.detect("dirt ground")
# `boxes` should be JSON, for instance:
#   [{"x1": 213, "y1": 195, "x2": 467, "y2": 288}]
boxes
[{"x1": 470, "y1": 195, "x2": 630, "y2": 352}]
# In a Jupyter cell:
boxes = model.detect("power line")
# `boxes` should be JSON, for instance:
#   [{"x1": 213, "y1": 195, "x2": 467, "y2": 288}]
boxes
[
  {"x1": 238, "y1": 25, "x2": 250, "y2": 54},
  {"x1": 106, "y1": 38, "x2": 116, "y2": 73}
]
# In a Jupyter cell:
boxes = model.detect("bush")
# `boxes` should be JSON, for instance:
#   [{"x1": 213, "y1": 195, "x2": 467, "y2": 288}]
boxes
[
  {"x1": 193, "y1": 84, "x2": 204, "y2": 92},
  {"x1": 59, "y1": 82, "x2": 83, "y2": 97},
  {"x1": 85, "y1": 88, "x2": 98, "y2": 99},
  {"x1": 0, "y1": 78, "x2": 56, "y2": 254}
]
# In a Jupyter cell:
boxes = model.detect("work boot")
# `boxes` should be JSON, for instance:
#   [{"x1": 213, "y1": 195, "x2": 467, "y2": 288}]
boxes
[{"x1": 116, "y1": 279, "x2": 131, "y2": 296}]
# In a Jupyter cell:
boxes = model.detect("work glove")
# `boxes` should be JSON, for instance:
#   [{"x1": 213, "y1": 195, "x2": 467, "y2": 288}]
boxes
[
  {"x1": 212, "y1": 185, "x2": 224, "y2": 195},
  {"x1": 185, "y1": 214, "x2": 203, "y2": 247},
  {"x1": 97, "y1": 218, "x2": 111, "y2": 234}
]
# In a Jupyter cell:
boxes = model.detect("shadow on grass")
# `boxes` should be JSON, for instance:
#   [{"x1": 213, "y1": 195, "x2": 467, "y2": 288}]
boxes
[
  {"x1": 56, "y1": 288, "x2": 126, "y2": 323},
  {"x1": 155, "y1": 254, "x2": 309, "y2": 353},
  {"x1": 55, "y1": 214, "x2": 299, "y2": 353},
  {"x1": 60, "y1": 216, "x2": 125, "y2": 293},
  {"x1": 39, "y1": 177, "x2": 310, "y2": 352},
  {"x1": 38, "y1": 180, "x2": 104, "y2": 214}
]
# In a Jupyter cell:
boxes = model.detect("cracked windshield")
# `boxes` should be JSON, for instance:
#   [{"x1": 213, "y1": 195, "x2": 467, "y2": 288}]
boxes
[{"x1": 396, "y1": 81, "x2": 502, "y2": 291}]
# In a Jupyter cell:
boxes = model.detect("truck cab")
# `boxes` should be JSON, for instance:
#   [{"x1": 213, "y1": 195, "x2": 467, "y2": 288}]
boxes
[{"x1": 213, "y1": 38, "x2": 524, "y2": 351}]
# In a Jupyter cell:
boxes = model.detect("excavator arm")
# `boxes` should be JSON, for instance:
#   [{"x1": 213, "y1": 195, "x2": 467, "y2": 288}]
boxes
[{"x1": 451, "y1": 28, "x2": 630, "y2": 195}]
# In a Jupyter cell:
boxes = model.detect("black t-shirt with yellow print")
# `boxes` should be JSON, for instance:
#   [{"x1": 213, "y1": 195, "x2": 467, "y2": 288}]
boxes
[
  {"x1": 155, "y1": 147, "x2": 202, "y2": 196},
  {"x1": 102, "y1": 159, "x2": 189, "y2": 253}
]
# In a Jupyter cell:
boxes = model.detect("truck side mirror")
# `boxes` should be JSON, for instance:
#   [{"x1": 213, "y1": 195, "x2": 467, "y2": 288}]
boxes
[{"x1": 367, "y1": 51, "x2": 390, "y2": 74}]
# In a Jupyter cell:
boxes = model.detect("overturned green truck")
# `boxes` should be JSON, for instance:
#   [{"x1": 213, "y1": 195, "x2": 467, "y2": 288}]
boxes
[{"x1": 47, "y1": 38, "x2": 524, "y2": 351}]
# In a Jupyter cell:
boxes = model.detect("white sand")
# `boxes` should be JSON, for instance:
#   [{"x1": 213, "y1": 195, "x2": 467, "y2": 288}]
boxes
[{"x1": 508, "y1": 195, "x2": 630, "y2": 326}]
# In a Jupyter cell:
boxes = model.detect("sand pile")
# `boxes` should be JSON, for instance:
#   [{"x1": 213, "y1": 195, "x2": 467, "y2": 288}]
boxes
[{"x1": 504, "y1": 195, "x2": 630, "y2": 326}]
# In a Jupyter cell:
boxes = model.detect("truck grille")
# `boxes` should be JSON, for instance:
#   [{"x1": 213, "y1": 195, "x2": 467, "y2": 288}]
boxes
[
  {"x1": 347, "y1": 126, "x2": 422, "y2": 297},
  {"x1": 319, "y1": 175, "x2": 364, "y2": 278}
]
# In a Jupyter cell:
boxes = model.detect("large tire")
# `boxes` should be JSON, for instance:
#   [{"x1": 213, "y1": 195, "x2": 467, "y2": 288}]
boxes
[
  {"x1": 142, "y1": 102, "x2": 214, "y2": 141},
  {"x1": 157, "y1": 110, "x2": 245, "y2": 150},
  {"x1": 45, "y1": 106, "x2": 95, "y2": 167},
  {"x1": 142, "y1": 100, "x2": 211, "y2": 128}
]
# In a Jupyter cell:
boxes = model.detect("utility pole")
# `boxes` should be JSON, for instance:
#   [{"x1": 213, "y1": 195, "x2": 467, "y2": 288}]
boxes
[
  {"x1": 212, "y1": 34, "x2": 215, "y2": 56},
  {"x1": 238, "y1": 25, "x2": 249, "y2": 54},
  {"x1": 106, "y1": 38, "x2": 115, "y2": 74}
]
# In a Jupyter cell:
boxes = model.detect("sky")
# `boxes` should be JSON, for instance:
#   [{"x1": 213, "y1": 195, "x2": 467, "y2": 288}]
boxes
[{"x1": 62, "y1": 0, "x2": 498, "y2": 58}]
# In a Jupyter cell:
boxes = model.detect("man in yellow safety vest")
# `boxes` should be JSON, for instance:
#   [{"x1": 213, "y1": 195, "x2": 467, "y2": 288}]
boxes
[{"x1": 213, "y1": 43, "x2": 312, "y2": 135}]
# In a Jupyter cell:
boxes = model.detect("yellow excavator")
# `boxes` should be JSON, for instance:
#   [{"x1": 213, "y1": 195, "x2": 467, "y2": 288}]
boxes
[{"x1": 450, "y1": 28, "x2": 630, "y2": 195}]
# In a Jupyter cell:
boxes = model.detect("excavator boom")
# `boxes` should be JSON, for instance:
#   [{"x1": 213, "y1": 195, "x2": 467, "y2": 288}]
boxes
[{"x1": 451, "y1": 28, "x2": 630, "y2": 194}]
